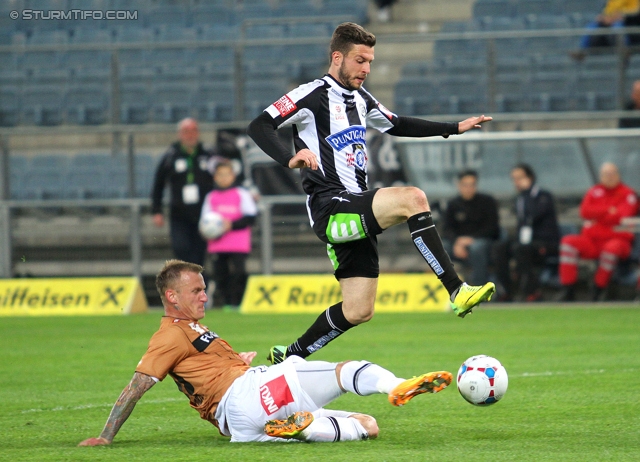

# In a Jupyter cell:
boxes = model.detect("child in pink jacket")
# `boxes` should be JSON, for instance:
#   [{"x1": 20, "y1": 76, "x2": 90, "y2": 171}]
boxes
[{"x1": 200, "y1": 160, "x2": 258, "y2": 309}]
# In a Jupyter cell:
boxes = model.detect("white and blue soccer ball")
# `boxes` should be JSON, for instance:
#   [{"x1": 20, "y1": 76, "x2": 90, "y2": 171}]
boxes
[
  {"x1": 457, "y1": 355, "x2": 508, "y2": 406},
  {"x1": 199, "y1": 211, "x2": 225, "y2": 240}
]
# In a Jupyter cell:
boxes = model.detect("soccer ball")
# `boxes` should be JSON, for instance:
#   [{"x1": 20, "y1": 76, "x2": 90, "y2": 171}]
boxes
[
  {"x1": 457, "y1": 355, "x2": 508, "y2": 406},
  {"x1": 199, "y1": 211, "x2": 225, "y2": 239}
]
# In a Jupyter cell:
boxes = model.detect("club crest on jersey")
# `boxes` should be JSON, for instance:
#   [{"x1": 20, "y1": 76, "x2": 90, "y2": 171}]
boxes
[
  {"x1": 325, "y1": 125, "x2": 367, "y2": 152},
  {"x1": 346, "y1": 145, "x2": 367, "y2": 169},
  {"x1": 272, "y1": 95, "x2": 296, "y2": 117}
]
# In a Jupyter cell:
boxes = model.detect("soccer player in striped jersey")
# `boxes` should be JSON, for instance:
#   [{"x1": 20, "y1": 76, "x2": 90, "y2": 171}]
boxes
[{"x1": 247, "y1": 22, "x2": 496, "y2": 365}]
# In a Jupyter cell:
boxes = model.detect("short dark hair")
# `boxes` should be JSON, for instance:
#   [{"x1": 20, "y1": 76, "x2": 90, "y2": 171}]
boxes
[
  {"x1": 156, "y1": 259, "x2": 203, "y2": 300},
  {"x1": 512, "y1": 163, "x2": 536, "y2": 183},
  {"x1": 457, "y1": 169, "x2": 478, "y2": 181},
  {"x1": 330, "y1": 22, "x2": 376, "y2": 57}
]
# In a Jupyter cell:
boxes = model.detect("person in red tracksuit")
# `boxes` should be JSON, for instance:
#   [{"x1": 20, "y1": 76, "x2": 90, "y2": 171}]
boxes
[{"x1": 558, "y1": 162, "x2": 639, "y2": 301}]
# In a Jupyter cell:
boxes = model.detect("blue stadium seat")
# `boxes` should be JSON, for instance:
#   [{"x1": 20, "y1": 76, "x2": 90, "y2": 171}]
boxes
[
  {"x1": 194, "y1": 81, "x2": 234, "y2": 122},
  {"x1": 71, "y1": 66, "x2": 110, "y2": 86},
  {"x1": 65, "y1": 84, "x2": 110, "y2": 125},
  {"x1": 494, "y1": 74, "x2": 533, "y2": 112},
  {"x1": 515, "y1": 0, "x2": 562, "y2": 17},
  {"x1": 21, "y1": 84, "x2": 64, "y2": 125},
  {"x1": 151, "y1": 82, "x2": 194, "y2": 123},
  {"x1": 23, "y1": 155, "x2": 70, "y2": 200},
  {"x1": 394, "y1": 77, "x2": 440, "y2": 116},
  {"x1": 189, "y1": 5, "x2": 234, "y2": 26},
  {"x1": 473, "y1": 0, "x2": 515, "y2": 19},
  {"x1": 146, "y1": 6, "x2": 189, "y2": 27},
  {"x1": 198, "y1": 24, "x2": 240, "y2": 41},
  {"x1": 531, "y1": 53, "x2": 575, "y2": 73},
  {"x1": 525, "y1": 14, "x2": 572, "y2": 30},
  {"x1": 529, "y1": 71, "x2": 576, "y2": 111},
  {"x1": 244, "y1": 23, "x2": 286, "y2": 40},
  {"x1": 154, "y1": 26, "x2": 198, "y2": 42},
  {"x1": 120, "y1": 83, "x2": 151, "y2": 124},
  {"x1": 580, "y1": 54, "x2": 619, "y2": 71},
  {"x1": 244, "y1": 79, "x2": 288, "y2": 120},
  {"x1": 321, "y1": 0, "x2": 368, "y2": 23},
  {"x1": 495, "y1": 55, "x2": 532, "y2": 75},
  {"x1": 0, "y1": 86, "x2": 20, "y2": 126},
  {"x1": 434, "y1": 38, "x2": 487, "y2": 60},
  {"x1": 574, "y1": 70, "x2": 618, "y2": 111},
  {"x1": 286, "y1": 23, "x2": 332, "y2": 38},
  {"x1": 562, "y1": 0, "x2": 604, "y2": 15}
]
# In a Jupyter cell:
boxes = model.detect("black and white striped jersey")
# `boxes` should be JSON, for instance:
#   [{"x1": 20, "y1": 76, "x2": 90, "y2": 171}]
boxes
[{"x1": 263, "y1": 74, "x2": 399, "y2": 196}]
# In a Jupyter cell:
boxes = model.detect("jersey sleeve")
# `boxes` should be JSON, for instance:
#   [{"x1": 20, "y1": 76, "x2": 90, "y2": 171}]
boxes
[
  {"x1": 238, "y1": 188, "x2": 258, "y2": 216},
  {"x1": 360, "y1": 88, "x2": 397, "y2": 132},
  {"x1": 264, "y1": 80, "x2": 326, "y2": 129},
  {"x1": 135, "y1": 326, "x2": 191, "y2": 381}
]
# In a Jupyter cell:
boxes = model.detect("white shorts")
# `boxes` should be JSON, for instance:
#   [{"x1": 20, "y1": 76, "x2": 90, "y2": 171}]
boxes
[{"x1": 215, "y1": 356, "x2": 343, "y2": 442}]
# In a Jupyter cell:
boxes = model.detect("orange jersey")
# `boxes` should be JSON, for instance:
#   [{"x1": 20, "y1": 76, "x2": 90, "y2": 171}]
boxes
[{"x1": 135, "y1": 317, "x2": 250, "y2": 430}]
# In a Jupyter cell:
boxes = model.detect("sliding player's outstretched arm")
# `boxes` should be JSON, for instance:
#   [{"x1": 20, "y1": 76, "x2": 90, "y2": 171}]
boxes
[{"x1": 78, "y1": 372, "x2": 156, "y2": 446}]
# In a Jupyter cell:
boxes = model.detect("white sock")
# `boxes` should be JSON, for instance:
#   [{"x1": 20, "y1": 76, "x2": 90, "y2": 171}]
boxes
[
  {"x1": 339, "y1": 360, "x2": 404, "y2": 395},
  {"x1": 300, "y1": 416, "x2": 368, "y2": 442}
]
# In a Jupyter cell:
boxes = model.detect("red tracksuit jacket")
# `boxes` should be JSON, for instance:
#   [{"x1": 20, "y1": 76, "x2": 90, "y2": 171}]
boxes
[{"x1": 579, "y1": 182, "x2": 639, "y2": 242}]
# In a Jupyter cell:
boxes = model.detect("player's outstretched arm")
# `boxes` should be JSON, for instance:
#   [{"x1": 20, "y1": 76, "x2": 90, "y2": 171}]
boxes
[
  {"x1": 457, "y1": 115, "x2": 492, "y2": 134},
  {"x1": 78, "y1": 372, "x2": 156, "y2": 446}
]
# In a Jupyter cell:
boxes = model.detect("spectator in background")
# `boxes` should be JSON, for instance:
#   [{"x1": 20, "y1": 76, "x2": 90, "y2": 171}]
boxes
[
  {"x1": 151, "y1": 118, "x2": 214, "y2": 268},
  {"x1": 558, "y1": 162, "x2": 639, "y2": 301},
  {"x1": 618, "y1": 80, "x2": 640, "y2": 128},
  {"x1": 579, "y1": 0, "x2": 639, "y2": 49},
  {"x1": 494, "y1": 164, "x2": 560, "y2": 302},
  {"x1": 441, "y1": 170, "x2": 500, "y2": 286},
  {"x1": 373, "y1": 0, "x2": 398, "y2": 23},
  {"x1": 200, "y1": 160, "x2": 258, "y2": 310}
]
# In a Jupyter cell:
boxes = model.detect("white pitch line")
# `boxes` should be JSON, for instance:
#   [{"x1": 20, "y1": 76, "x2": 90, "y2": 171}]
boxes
[
  {"x1": 21, "y1": 368, "x2": 639, "y2": 414},
  {"x1": 515, "y1": 368, "x2": 637, "y2": 378},
  {"x1": 21, "y1": 397, "x2": 184, "y2": 414}
]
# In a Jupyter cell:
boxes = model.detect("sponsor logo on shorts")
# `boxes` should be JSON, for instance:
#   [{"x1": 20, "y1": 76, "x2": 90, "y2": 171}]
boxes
[
  {"x1": 272, "y1": 95, "x2": 296, "y2": 117},
  {"x1": 325, "y1": 125, "x2": 366, "y2": 152},
  {"x1": 259, "y1": 375, "x2": 294, "y2": 415},
  {"x1": 413, "y1": 237, "x2": 444, "y2": 275}
]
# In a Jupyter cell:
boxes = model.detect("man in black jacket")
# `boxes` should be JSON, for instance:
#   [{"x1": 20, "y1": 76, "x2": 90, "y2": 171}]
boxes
[
  {"x1": 441, "y1": 170, "x2": 500, "y2": 286},
  {"x1": 494, "y1": 164, "x2": 560, "y2": 302},
  {"x1": 151, "y1": 118, "x2": 214, "y2": 267}
]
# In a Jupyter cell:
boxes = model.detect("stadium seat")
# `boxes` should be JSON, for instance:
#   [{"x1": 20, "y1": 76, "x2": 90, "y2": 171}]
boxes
[
  {"x1": 321, "y1": 0, "x2": 368, "y2": 23},
  {"x1": 286, "y1": 22, "x2": 332, "y2": 38},
  {"x1": 530, "y1": 72, "x2": 576, "y2": 111},
  {"x1": 575, "y1": 70, "x2": 619, "y2": 111},
  {"x1": 525, "y1": 14, "x2": 572, "y2": 30},
  {"x1": 515, "y1": 0, "x2": 562, "y2": 17},
  {"x1": 151, "y1": 82, "x2": 194, "y2": 123},
  {"x1": 21, "y1": 84, "x2": 64, "y2": 125},
  {"x1": 473, "y1": 0, "x2": 515, "y2": 19},
  {"x1": 562, "y1": 0, "x2": 605, "y2": 15},
  {"x1": 394, "y1": 77, "x2": 440, "y2": 116},
  {"x1": 243, "y1": 79, "x2": 288, "y2": 120},
  {"x1": 198, "y1": 24, "x2": 240, "y2": 42},
  {"x1": 531, "y1": 53, "x2": 576, "y2": 74},
  {"x1": 0, "y1": 86, "x2": 20, "y2": 126},
  {"x1": 120, "y1": 83, "x2": 151, "y2": 124},
  {"x1": 244, "y1": 23, "x2": 286, "y2": 40},
  {"x1": 154, "y1": 25, "x2": 198, "y2": 43},
  {"x1": 23, "y1": 155, "x2": 70, "y2": 200},
  {"x1": 64, "y1": 84, "x2": 110, "y2": 125},
  {"x1": 189, "y1": 5, "x2": 234, "y2": 26},
  {"x1": 194, "y1": 81, "x2": 235, "y2": 122},
  {"x1": 146, "y1": 6, "x2": 189, "y2": 27},
  {"x1": 493, "y1": 74, "x2": 533, "y2": 112}
]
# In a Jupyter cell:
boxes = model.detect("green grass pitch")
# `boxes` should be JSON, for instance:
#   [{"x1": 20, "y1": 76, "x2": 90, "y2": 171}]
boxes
[{"x1": 1, "y1": 304, "x2": 639, "y2": 461}]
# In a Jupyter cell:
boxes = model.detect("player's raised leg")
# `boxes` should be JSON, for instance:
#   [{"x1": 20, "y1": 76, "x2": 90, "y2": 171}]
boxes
[
  {"x1": 372, "y1": 186, "x2": 495, "y2": 317},
  {"x1": 268, "y1": 277, "x2": 377, "y2": 364}
]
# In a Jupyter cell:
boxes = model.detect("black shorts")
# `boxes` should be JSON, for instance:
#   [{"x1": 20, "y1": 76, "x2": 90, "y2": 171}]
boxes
[{"x1": 308, "y1": 189, "x2": 383, "y2": 280}]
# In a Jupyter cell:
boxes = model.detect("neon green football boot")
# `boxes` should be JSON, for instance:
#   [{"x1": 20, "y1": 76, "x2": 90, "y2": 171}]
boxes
[{"x1": 451, "y1": 282, "x2": 496, "y2": 318}]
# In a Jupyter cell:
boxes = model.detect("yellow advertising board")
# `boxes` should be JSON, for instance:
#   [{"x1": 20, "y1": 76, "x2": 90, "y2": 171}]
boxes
[
  {"x1": 0, "y1": 277, "x2": 148, "y2": 317},
  {"x1": 241, "y1": 273, "x2": 450, "y2": 314}
]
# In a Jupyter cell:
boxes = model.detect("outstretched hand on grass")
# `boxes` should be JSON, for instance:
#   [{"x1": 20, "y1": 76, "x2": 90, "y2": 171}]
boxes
[{"x1": 78, "y1": 437, "x2": 110, "y2": 447}]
